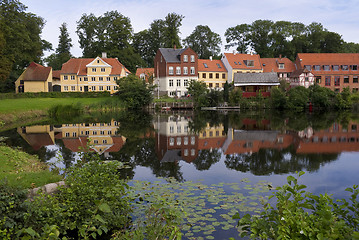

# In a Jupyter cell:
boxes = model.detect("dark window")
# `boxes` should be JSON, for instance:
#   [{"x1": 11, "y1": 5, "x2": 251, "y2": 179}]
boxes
[
  {"x1": 222, "y1": 73, "x2": 225, "y2": 79},
  {"x1": 354, "y1": 76, "x2": 358, "y2": 83},
  {"x1": 334, "y1": 76, "x2": 340, "y2": 86},
  {"x1": 202, "y1": 73, "x2": 206, "y2": 78},
  {"x1": 333, "y1": 65, "x2": 339, "y2": 71},
  {"x1": 209, "y1": 73, "x2": 213, "y2": 78},
  {"x1": 316, "y1": 76, "x2": 321, "y2": 84},
  {"x1": 203, "y1": 63, "x2": 208, "y2": 68},
  {"x1": 216, "y1": 73, "x2": 219, "y2": 79},
  {"x1": 352, "y1": 65, "x2": 358, "y2": 70},
  {"x1": 344, "y1": 76, "x2": 349, "y2": 83},
  {"x1": 342, "y1": 65, "x2": 349, "y2": 70},
  {"x1": 217, "y1": 63, "x2": 221, "y2": 68},
  {"x1": 314, "y1": 65, "x2": 321, "y2": 71},
  {"x1": 304, "y1": 65, "x2": 311, "y2": 71},
  {"x1": 325, "y1": 76, "x2": 331, "y2": 86},
  {"x1": 324, "y1": 65, "x2": 330, "y2": 71},
  {"x1": 209, "y1": 83, "x2": 213, "y2": 87}
]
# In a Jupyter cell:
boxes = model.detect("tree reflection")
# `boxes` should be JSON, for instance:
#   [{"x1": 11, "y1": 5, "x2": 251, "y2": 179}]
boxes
[{"x1": 192, "y1": 149, "x2": 221, "y2": 171}]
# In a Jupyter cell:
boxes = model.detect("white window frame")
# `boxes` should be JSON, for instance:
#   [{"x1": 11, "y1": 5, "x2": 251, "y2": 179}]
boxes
[
  {"x1": 92, "y1": 68, "x2": 96, "y2": 72},
  {"x1": 101, "y1": 68, "x2": 105, "y2": 72},
  {"x1": 63, "y1": 75, "x2": 68, "y2": 80},
  {"x1": 190, "y1": 55, "x2": 195, "y2": 62},
  {"x1": 169, "y1": 79, "x2": 174, "y2": 87},
  {"x1": 70, "y1": 75, "x2": 75, "y2": 80},
  {"x1": 190, "y1": 67, "x2": 195, "y2": 75},
  {"x1": 169, "y1": 66, "x2": 174, "y2": 75},
  {"x1": 183, "y1": 55, "x2": 188, "y2": 62},
  {"x1": 177, "y1": 79, "x2": 181, "y2": 87},
  {"x1": 99, "y1": 86, "x2": 104, "y2": 91},
  {"x1": 183, "y1": 67, "x2": 188, "y2": 75},
  {"x1": 176, "y1": 66, "x2": 181, "y2": 75},
  {"x1": 71, "y1": 86, "x2": 76, "y2": 91},
  {"x1": 64, "y1": 86, "x2": 68, "y2": 91},
  {"x1": 106, "y1": 86, "x2": 111, "y2": 91}
]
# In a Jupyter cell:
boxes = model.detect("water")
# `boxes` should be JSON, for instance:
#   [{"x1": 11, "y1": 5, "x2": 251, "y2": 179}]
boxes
[{"x1": 1, "y1": 109, "x2": 359, "y2": 238}]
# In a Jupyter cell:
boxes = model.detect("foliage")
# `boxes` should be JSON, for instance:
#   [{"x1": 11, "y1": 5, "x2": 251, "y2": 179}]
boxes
[
  {"x1": 270, "y1": 87, "x2": 287, "y2": 109},
  {"x1": 0, "y1": 0, "x2": 51, "y2": 92},
  {"x1": 308, "y1": 84, "x2": 335, "y2": 109},
  {"x1": 235, "y1": 172, "x2": 359, "y2": 239},
  {"x1": 116, "y1": 74, "x2": 153, "y2": 109},
  {"x1": 187, "y1": 80, "x2": 208, "y2": 108},
  {"x1": 44, "y1": 22, "x2": 73, "y2": 70},
  {"x1": 229, "y1": 88, "x2": 242, "y2": 106},
  {"x1": 48, "y1": 103, "x2": 83, "y2": 121},
  {"x1": 183, "y1": 25, "x2": 222, "y2": 59},
  {"x1": 286, "y1": 86, "x2": 309, "y2": 110}
]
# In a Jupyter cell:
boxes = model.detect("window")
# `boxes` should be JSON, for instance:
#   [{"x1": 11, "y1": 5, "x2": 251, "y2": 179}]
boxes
[
  {"x1": 113, "y1": 86, "x2": 117, "y2": 90},
  {"x1": 99, "y1": 86, "x2": 104, "y2": 91},
  {"x1": 79, "y1": 77, "x2": 82, "y2": 81},
  {"x1": 169, "y1": 66, "x2": 174, "y2": 75},
  {"x1": 304, "y1": 65, "x2": 311, "y2": 71},
  {"x1": 64, "y1": 76, "x2": 68, "y2": 80},
  {"x1": 222, "y1": 73, "x2": 226, "y2": 79},
  {"x1": 65, "y1": 132, "x2": 70, "y2": 137},
  {"x1": 177, "y1": 126, "x2": 181, "y2": 133},
  {"x1": 216, "y1": 73, "x2": 219, "y2": 79},
  {"x1": 216, "y1": 83, "x2": 219, "y2": 88},
  {"x1": 103, "y1": 140, "x2": 107, "y2": 144},
  {"x1": 314, "y1": 65, "x2": 320, "y2": 71},
  {"x1": 91, "y1": 77, "x2": 96, "y2": 81},
  {"x1": 278, "y1": 63, "x2": 284, "y2": 69},
  {"x1": 106, "y1": 86, "x2": 111, "y2": 91},
  {"x1": 184, "y1": 79, "x2": 188, "y2": 87},
  {"x1": 217, "y1": 63, "x2": 222, "y2": 69},
  {"x1": 209, "y1": 73, "x2": 213, "y2": 79},
  {"x1": 183, "y1": 67, "x2": 188, "y2": 75},
  {"x1": 305, "y1": 77, "x2": 309, "y2": 82},
  {"x1": 92, "y1": 68, "x2": 96, "y2": 72},
  {"x1": 325, "y1": 76, "x2": 331, "y2": 86},
  {"x1": 114, "y1": 77, "x2": 118, "y2": 80},
  {"x1": 64, "y1": 86, "x2": 68, "y2": 91},
  {"x1": 99, "y1": 77, "x2": 103, "y2": 81},
  {"x1": 108, "y1": 130, "x2": 112, "y2": 134},
  {"x1": 170, "y1": 126, "x2": 174, "y2": 133},
  {"x1": 333, "y1": 65, "x2": 339, "y2": 71},
  {"x1": 92, "y1": 86, "x2": 96, "y2": 91},
  {"x1": 71, "y1": 86, "x2": 75, "y2": 91},
  {"x1": 352, "y1": 65, "x2": 358, "y2": 70},
  {"x1": 177, "y1": 79, "x2": 181, "y2": 87},
  {"x1": 93, "y1": 131, "x2": 97, "y2": 135},
  {"x1": 344, "y1": 76, "x2": 349, "y2": 83},
  {"x1": 191, "y1": 149, "x2": 195, "y2": 156},
  {"x1": 342, "y1": 65, "x2": 349, "y2": 70},
  {"x1": 169, "y1": 79, "x2": 174, "y2": 87},
  {"x1": 203, "y1": 63, "x2": 208, "y2": 68},
  {"x1": 106, "y1": 77, "x2": 110, "y2": 81},
  {"x1": 202, "y1": 73, "x2": 206, "y2": 78},
  {"x1": 72, "y1": 132, "x2": 77, "y2": 137},
  {"x1": 101, "y1": 68, "x2": 105, "y2": 72},
  {"x1": 245, "y1": 60, "x2": 254, "y2": 66},
  {"x1": 209, "y1": 83, "x2": 213, "y2": 88},
  {"x1": 354, "y1": 76, "x2": 359, "y2": 83},
  {"x1": 191, "y1": 136, "x2": 195, "y2": 145},
  {"x1": 70, "y1": 75, "x2": 75, "y2": 80},
  {"x1": 100, "y1": 130, "x2": 105, "y2": 135},
  {"x1": 334, "y1": 76, "x2": 340, "y2": 86},
  {"x1": 324, "y1": 65, "x2": 330, "y2": 71},
  {"x1": 316, "y1": 76, "x2": 321, "y2": 84},
  {"x1": 177, "y1": 137, "x2": 181, "y2": 145},
  {"x1": 80, "y1": 87, "x2": 83, "y2": 91},
  {"x1": 85, "y1": 130, "x2": 89, "y2": 135},
  {"x1": 84, "y1": 77, "x2": 88, "y2": 81},
  {"x1": 94, "y1": 140, "x2": 98, "y2": 144},
  {"x1": 176, "y1": 66, "x2": 181, "y2": 75},
  {"x1": 190, "y1": 55, "x2": 195, "y2": 62},
  {"x1": 190, "y1": 67, "x2": 195, "y2": 75}
]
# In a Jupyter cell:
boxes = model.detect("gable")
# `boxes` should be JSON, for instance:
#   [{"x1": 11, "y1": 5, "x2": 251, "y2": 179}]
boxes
[{"x1": 86, "y1": 57, "x2": 112, "y2": 68}]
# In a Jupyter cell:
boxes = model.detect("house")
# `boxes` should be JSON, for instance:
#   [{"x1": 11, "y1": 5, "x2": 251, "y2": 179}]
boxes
[
  {"x1": 221, "y1": 52, "x2": 263, "y2": 83},
  {"x1": 233, "y1": 72, "x2": 280, "y2": 97},
  {"x1": 289, "y1": 68, "x2": 315, "y2": 88},
  {"x1": 135, "y1": 67, "x2": 154, "y2": 83},
  {"x1": 295, "y1": 53, "x2": 359, "y2": 92},
  {"x1": 154, "y1": 47, "x2": 198, "y2": 97},
  {"x1": 261, "y1": 56, "x2": 296, "y2": 82},
  {"x1": 198, "y1": 57, "x2": 228, "y2": 89},
  {"x1": 15, "y1": 62, "x2": 53, "y2": 93},
  {"x1": 60, "y1": 53, "x2": 130, "y2": 94}
]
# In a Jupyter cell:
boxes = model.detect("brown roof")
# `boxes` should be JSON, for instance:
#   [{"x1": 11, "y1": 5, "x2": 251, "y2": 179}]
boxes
[
  {"x1": 224, "y1": 53, "x2": 262, "y2": 70},
  {"x1": 61, "y1": 57, "x2": 130, "y2": 76},
  {"x1": 198, "y1": 59, "x2": 227, "y2": 72},
  {"x1": 290, "y1": 68, "x2": 312, "y2": 78},
  {"x1": 135, "y1": 68, "x2": 154, "y2": 83},
  {"x1": 261, "y1": 57, "x2": 296, "y2": 73},
  {"x1": 52, "y1": 70, "x2": 61, "y2": 79},
  {"x1": 23, "y1": 62, "x2": 51, "y2": 81}
]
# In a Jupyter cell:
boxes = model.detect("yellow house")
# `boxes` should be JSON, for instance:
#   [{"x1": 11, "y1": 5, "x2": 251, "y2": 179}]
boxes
[
  {"x1": 221, "y1": 52, "x2": 263, "y2": 83},
  {"x1": 198, "y1": 58, "x2": 228, "y2": 89},
  {"x1": 60, "y1": 54, "x2": 131, "y2": 94},
  {"x1": 15, "y1": 62, "x2": 52, "y2": 93}
]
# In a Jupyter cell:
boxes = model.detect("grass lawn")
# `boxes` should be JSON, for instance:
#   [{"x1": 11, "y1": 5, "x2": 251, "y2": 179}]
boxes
[
  {"x1": 0, "y1": 97, "x2": 109, "y2": 114},
  {"x1": 0, "y1": 145, "x2": 62, "y2": 189}
]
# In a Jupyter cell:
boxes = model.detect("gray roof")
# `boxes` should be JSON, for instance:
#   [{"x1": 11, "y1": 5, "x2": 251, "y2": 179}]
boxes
[
  {"x1": 233, "y1": 72, "x2": 279, "y2": 86},
  {"x1": 233, "y1": 130, "x2": 279, "y2": 141},
  {"x1": 159, "y1": 48, "x2": 188, "y2": 63}
]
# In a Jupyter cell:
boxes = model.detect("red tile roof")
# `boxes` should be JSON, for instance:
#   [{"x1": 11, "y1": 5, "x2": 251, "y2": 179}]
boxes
[
  {"x1": 198, "y1": 59, "x2": 227, "y2": 72},
  {"x1": 23, "y1": 62, "x2": 51, "y2": 81},
  {"x1": 297, "y1": 53, "x2": 359, "y2": 65},
  {"x1": 261, "y1": 57, "x2": 296, "y2": 73},
  {"x1": 224, "y1": 53, "x2": 262, "y2": 70},
  {"x1": 135, "y1": 68, "x2": 154, "y2": 83},
  {"x1": 61, "y1": 57, "x2": 130, "y2": 76},
  {"x1": 52, "y1": 70, "x2": 61, "y2": 79}
]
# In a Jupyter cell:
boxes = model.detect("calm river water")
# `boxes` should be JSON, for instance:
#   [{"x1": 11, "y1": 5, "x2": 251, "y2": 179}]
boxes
[{"x1": 1, "y1": 109, "x2": 359, "y2": 239}]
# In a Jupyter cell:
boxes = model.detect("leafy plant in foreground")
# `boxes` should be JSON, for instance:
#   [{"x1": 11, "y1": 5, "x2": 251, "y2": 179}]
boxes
[{"x1": 234, "y1": 171, "x2": 359, "y2": 239}]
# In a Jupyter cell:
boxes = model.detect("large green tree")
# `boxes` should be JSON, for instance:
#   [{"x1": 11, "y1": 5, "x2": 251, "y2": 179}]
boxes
[
  {"x1": 0, "y1": 0, "x2": 51, "y2": 92},
  {"x1": 45, "y1": 22, "x2": 73, "y2": 70},
  {"x1": 76, "y1": 11, "x2": 144, "y2": 72},
  {"x1": 183, "y1": 25, "x2": 222, "y2": 59}
]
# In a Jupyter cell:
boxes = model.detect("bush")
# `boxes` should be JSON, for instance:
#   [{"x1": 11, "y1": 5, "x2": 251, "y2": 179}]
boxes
[{"x1": 235, "y1": 172, "x2": 359, "y2": 239}]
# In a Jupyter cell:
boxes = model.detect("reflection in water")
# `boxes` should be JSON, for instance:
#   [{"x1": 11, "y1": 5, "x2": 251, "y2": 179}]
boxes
[{"x1": 3, "y1": 111, "x2": 359, "y2": 180}]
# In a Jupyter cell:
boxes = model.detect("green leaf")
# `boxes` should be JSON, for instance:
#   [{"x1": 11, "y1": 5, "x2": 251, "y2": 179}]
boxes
[
  {"x1": 99, "y1": 203, "x2": 112, "y2": 213},
  {"x1": 25, "y1": 228, "x2": 37, "y2": 237}
]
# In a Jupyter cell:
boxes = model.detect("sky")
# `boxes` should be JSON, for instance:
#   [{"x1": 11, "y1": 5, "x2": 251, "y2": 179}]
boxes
[{"x1": 22, "y1": 0, "x2": 359, "y2": 58}]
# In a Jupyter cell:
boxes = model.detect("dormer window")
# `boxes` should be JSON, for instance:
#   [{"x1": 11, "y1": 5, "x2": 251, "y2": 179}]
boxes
[
  {"x1": 342, "y1": 65, "x2": 349, "y2": 70},
  {"x1": 278, "y1": 63, "x2": 284, "y2": 69},
  {"x1": 324, "y1": 65, "x2": 330, "y2": 71},
  {"x1": 245, "y1": 60, "x2": 254, "y2": 66},
  {"x1": 203, "y1": 63, "x2": 208, "y2": 68},
  {"x1": 183, "y1": 55, "x2": 188, "y2": 62},
  {"x1": 304, "y1": 65, "x2": 311, "y2": 71},
  {"x1": 333, "y1": 65, "x2": 339, "y2": 71},
  {"x1": 190, "y1": 55, "x2": 195, "y2": 62}
]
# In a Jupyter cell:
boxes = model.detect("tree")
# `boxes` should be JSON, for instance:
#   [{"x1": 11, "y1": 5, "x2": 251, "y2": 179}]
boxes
[
  {"x1": 116, "y1": 74, "x2": 153, "y2": 109},
  {"x1": 0, "y1": 0, "x2": 51, "y2": 92},
  {"x1": 187, "y1": 80, "x2": 208, "y2": 108},
  {"x1": 45, "y1": 22, "x2": 73, "y2": 70},
  {"x1": 163, "y1": 13, "x2": 184, "y2": 48},
  {"x1": 183, "y1": 25, "x2": 222, "y2": 59},
  {"x1": 224, "y1": 24, "x2": 251, "y2": 53}
]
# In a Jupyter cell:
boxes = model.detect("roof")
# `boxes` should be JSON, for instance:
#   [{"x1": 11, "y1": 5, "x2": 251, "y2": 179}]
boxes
[
  {"x1": 224, "y1": 53, "x2": 262, "y2": 70},
  {"x1": 52, "y1": 70, "x2": 61, "y2": 79},
  {"x1": 22, "y1": 62, "x2": 51, "y2": 81},
  {"x1": 198, "y1": 59, "x2": 227, "y2": 72},
  {"x1": 158, "y1": 48, "x2": 188, "y2": 63},
  {"x1": 297, "y1": 53, "x2": 359, "y2": 65},
  {"x1": 261, "y1": 57, "x2": 296, "y2": 73},
  {"x1": 61, "y1": 57, "x2": 130, "y2": 75},
  {"x1": 233, "y1": 72, "x2": 279, "y2": 86},
  {"x1": 290, "y1": 68, "x2": 312, "y2": 78},
  {"x1": 135, "y1": 68, "x2": 154, "y2": 83}
]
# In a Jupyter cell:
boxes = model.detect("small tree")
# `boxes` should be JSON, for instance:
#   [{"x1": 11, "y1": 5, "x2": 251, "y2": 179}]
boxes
[
  {"x1": 116, "y1": 74, "x2": 153, "y2": 109},
  {"x1": 187, "y1": 80, "x2": 208, "y2": 108},
  {"x1": 270, "y1": 87, "x2": 287, "y2": 109}
]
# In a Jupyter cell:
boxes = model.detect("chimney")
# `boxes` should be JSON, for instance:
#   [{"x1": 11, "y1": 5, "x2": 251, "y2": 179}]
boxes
[
  {"x1": 233, "y1": 50, "x2": 236, "y2": 55},
  {"x1": 102, "y1": 52, "x2": 107, "y2": 58},
  {"x1": 209, "y1": 56, "x2": 213, "y2": 61}
]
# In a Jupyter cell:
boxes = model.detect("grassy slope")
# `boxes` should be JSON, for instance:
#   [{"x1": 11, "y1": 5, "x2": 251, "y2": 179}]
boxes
[{"x1": 0, "y1": 145, "x2": 62, "y2": 189}]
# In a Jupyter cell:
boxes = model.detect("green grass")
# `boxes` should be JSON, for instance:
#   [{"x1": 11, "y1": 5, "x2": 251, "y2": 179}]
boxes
[
  {"x1": 0, "y1": 145, "x2": 62, "y2": 189},
  {"x1": 0, "y1": 97, "x2": 109, "y2": 114}
]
